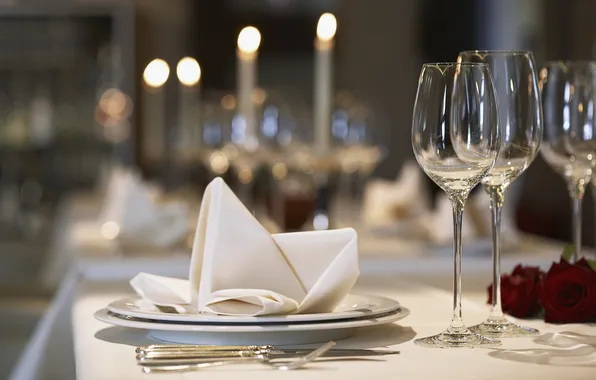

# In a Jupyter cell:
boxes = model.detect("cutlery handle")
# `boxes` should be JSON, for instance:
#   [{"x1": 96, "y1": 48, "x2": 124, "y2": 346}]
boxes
[
  {"x1": 139, "y1": 355, "x2": 261, "y2": 366},
  {"x1": 136, "y1": 344, "x2": 269, "y2": 354},
  {"x1": 138, "y1": 350, "x2": 256, "y2": 360}
]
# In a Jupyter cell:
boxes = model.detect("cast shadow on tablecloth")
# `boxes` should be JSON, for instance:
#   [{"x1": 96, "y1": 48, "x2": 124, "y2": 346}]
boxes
[
  {"x1": 488, "y1": 330, "x2": 596, "y2": 367},
  {"x1": 94, "y1": 323, "x2": 417, "y2": 350}
]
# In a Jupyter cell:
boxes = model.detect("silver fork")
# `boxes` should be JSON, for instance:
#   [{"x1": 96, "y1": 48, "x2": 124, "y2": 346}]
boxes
[{"x1": 141, "y1": 341, "x2": 336, "y2": 373}]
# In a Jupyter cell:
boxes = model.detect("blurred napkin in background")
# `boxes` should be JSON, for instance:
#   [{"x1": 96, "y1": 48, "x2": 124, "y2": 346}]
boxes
[
  {"x1": 131, "y1": 177, "x2": 359, "y2": 316},
  {"x1": 414, "y1": 191, "x2": 521, "y2": 247},
  {"x1": 414, "y1": 193, "x2": 476, "y2": 244},
  {"x1": 361, "y1": 161, "x2": 431, "y2": 228},
  {"x1": 359, "y1": 160, "x2": 521, "y2": 248},
  {"x1": 469, "y1": 190, "x2": 521, "y2": 247},
  {"x1": 72, "y1": 167, "x2": 189, "y2": 250}
]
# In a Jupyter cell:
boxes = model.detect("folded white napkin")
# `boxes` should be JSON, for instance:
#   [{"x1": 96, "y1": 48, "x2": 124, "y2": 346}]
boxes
[
  {"x1": 361, "y1": 161, "x2": 431, "y2": 227},
  {"x1": 130, "y1": 177, "x2": 359, "y2": 316},
  {"x1": 95, "y1": 168, "x2": 189, "y2": 248}
]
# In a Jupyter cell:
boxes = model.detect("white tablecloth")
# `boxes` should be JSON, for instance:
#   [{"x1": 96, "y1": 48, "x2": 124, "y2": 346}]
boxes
[
  {"x1": 71, "y1": 275, "x2": 596, "y2": 380},
  {"x1": 13, "y1": 244, "x2": 596, "y2": 380}
]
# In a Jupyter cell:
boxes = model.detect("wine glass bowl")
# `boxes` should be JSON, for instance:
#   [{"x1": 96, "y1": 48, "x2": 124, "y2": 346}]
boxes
[
  {"x1": 540, "y1": 61, "x2": 596, "y2": 261},
  {"x1": 459, "y1": 50, "x2": 543, "y2": 338},
  {"x1": 458, "y1": 51, "x2": 542, "y2": 189},
  {"x1": 413, "y1": 64, "x2": 499, "y2": 198},
  {"x1": 412, "y1": 62, "x2": 501, "y2": 348},
  {"x1": 543, "y1": 62, "x2": 596, "y2": 173}
]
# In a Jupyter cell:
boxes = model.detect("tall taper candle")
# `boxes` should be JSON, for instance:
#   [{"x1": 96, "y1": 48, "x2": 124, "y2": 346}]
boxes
[
  {"x1": 142, "y1": 59, "x2": 169, "y2": 162},
  {"x1": 176, "y1": 57, "x2": 202, "y2": 160},
  {"x1": 314, "y1": 13, "x2": 337, "y2": 155},
  {"x1": 237, "y1": 26, "x2": 261, "y2": 145}
]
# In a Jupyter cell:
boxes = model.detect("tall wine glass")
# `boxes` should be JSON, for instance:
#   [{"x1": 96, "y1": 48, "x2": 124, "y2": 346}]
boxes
[
  {"x1": 540, "y1": 61, "x2": 596, "y2": 262},
  {"x1": 459, "y1": 51, "x2": 543, "y2": 338},
  {"x1": 412, "y1": 63, "x2": 501, "y2": 348}
]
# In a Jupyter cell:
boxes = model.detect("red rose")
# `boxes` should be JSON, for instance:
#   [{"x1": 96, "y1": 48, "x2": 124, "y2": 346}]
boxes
[
  {"x1": 488, "y1": 264, "x2": 544, "y2": 318},
  {"x1": 539, "y1": 258, "x2": 596, "y2": 324}
]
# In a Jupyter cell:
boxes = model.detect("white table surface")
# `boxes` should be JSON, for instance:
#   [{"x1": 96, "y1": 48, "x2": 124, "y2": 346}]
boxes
[
  {"x1": 72, "y1": 274, "x2": 596, "y2": 380},
  {"x1": 14, "y1": 238, "x2": 596, "y2": 380}
]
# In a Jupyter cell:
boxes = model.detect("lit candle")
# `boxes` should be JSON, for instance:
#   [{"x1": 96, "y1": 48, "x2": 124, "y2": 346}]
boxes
[
  {"x1": 142, "y1": 58, "x2": 169, "y2": 162},
  {"x1": 176, "y1": 57, "x2": 202, "y2": 159},
  {"x1": 314, "y1": 13, "x2": 337, "y2": 155},
  {"x1": 236, "y1": 26, "x2": 261, "y2": 145}
]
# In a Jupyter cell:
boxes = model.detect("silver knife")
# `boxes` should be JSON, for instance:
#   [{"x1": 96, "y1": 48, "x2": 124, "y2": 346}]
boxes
[
  {"x1": 138, "y1": 350, "x2": 400, "y2": 366},
  {"x1": 137, "y1": 348, "x2": 400, "y2": 364},
  {"x1": 137, "y1": 344, "x2": 398, "y2": 356},
  {"x1": 135, "y1": 344, "x2": 273, "y2": 354}
]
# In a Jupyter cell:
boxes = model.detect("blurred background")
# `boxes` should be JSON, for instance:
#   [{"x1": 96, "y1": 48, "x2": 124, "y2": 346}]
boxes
[{"x1": 1, "y1": 0, "x2": 596, "y2": 376}]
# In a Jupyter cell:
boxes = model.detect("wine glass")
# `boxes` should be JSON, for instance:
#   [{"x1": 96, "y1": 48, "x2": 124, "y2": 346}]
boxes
[
  {"x1": 412, "y1": 62, "x2": 501, "y2": 348},
  {"x1": 458, "y1": 51, "x2": 543, "y2": 338},
  {"x1": 540, "y1": 61, "x2": 596, "y2": 262}
]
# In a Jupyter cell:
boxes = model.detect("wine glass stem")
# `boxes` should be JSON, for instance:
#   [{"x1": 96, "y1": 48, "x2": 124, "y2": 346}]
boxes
[
  {"x1": 449, "y1": 196, "x2": 466, "y2": 333},
  {"x1": 486, "y1": 186, "x2": 505, "y2": 320},
  {"x1": 593, "y1": 185, "x2": 596, "y2": 250},
  {"x1": 568, "y1": 179, "x2": 586, "y2": 262},
  {"x1": 572, "y1": 197, "x2": 582, "y2": 262}
]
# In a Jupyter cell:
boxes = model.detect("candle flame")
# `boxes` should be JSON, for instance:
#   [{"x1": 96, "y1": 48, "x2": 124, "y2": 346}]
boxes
[
  {"x1": 317, "y1": 13, "x2": 337, "y2": 41},
  {"x1": 143, "y1": 59, "x2": 170, "y2": 88},
  {"x1": 177, "y1": 57, "x2": 201, "y2": 86},
  {"x1": 237, "y1": 26, "x2": 261, "y2": 54}
]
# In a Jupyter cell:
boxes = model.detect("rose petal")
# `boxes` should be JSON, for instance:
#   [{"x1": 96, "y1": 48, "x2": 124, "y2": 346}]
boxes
[
  {"x1": 541, "y1": 264, "x2": 596, "y2": 323},
  {"x1": 576, "y1": 258, "x2": 595, "y2": 272},
  {"x1": 487, "y1": 266, "x2": 544, "y2": 319}
]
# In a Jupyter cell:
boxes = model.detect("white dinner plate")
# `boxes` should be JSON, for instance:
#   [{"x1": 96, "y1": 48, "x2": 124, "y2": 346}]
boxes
[
  {"x1": 94, "y1": 307, "x2": 409, "y2": 345},
  {"x1": 107, "y1": 293, "x2": 401, "y2": 324}
]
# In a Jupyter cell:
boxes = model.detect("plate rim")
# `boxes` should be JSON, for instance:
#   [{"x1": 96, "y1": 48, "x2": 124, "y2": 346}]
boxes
[
  {"x1": 94, "y1": 307, "x2": 410, "y2": 333},
  {"x1": 106, "y1": 293, "x2": 401, "y2": 324}
]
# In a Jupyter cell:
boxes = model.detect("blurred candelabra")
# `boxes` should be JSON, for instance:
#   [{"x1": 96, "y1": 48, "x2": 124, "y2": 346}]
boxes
[{"x1": 169, "y1": 87, "x2": 385, "y2": 233}]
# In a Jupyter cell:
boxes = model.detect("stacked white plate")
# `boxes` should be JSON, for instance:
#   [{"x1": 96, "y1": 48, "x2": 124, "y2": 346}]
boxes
[{"x1": 95, "y1": 294, "x2": 409, "y2": 345}]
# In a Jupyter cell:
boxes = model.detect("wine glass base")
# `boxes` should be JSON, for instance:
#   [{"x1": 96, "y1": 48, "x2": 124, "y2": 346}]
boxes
[
  {"x1": 414, "y1": 328, "x2": 501, "y2": 348},
  {"x1": 469, "y1": 319, "x2": 539, "y2": 338}
]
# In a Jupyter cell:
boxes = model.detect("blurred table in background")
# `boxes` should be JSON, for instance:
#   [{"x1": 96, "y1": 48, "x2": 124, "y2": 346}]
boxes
[{"x1": 40, "y1": 188, "x2": 574, "y2": 291}]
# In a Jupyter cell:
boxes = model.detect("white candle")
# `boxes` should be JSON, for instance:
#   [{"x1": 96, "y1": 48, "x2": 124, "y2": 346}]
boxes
[
  {"x1": 314, "y1": 13, "x2": 337, "y2": 155},
  {"x1": 176, "y1": 57, "x2": 202, "y2": 159},
  {"x1": 236, "y1": 26, "x2": 261, "y2": 145},
  {"x1": 142, "y1": 58, "x2": 169, "y2": 162}
]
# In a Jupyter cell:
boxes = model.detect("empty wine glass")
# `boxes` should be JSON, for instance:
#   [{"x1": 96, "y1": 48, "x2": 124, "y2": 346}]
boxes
[
  {"x1": 540, "y1": 61, "x2": 596, "y2": 262},
  {"x1": 412, "y1": 62, "x2": 501, "y2": 348},
  {"x1": 459, "y1": 50, "x2": 543, "y2": 338}
]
